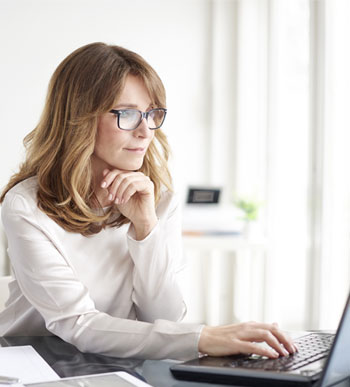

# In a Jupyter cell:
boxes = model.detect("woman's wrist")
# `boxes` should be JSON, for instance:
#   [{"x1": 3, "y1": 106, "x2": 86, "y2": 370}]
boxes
[
  {"x1": 133, "y1": 216, "x2": 158, "y2": 240},
  {"x1": 198, "y1": 325, "x2": 212, "y2": 354}
]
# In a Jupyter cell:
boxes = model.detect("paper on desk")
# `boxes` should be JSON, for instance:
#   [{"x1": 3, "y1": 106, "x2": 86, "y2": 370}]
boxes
[
  {"x1": 0, "y1": 345, "x2": 59, "y2": 386},
  {"x1": 25, "y1": 372, "x2": 153, "y2": 387}
]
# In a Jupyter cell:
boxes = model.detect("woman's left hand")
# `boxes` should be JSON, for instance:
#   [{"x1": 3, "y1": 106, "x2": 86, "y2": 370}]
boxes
[{"x1": 101, "y1": 168, "x2": 158, "y2": 240}]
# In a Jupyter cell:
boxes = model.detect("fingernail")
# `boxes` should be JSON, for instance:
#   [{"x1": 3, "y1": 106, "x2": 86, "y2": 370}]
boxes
[
  {"x1": 115, "y1": 197, "x2": 119, "y2": 204},
  {"x1": 283, "y1": 348, "x2": 289, "y2": 356},
  {"x1": 108, "y1": 194, "x2": 113, "y2": 201},
  {"x1": 271, "y1": 350, "x2": 279, "y2": 358},
  {"x1": 101, "y1": 181, "x2": 106, "y2": 188}
]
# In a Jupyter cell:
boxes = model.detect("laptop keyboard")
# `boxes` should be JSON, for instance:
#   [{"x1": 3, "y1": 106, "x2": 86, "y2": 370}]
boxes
[{"x1": 229, "y1": 333, "x2": 334, "y2": 372}]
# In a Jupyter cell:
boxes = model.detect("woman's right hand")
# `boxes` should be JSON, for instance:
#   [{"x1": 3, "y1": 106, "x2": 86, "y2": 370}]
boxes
[{"x1": 198, "y1": 321, "x2": 297, "y2": 358}]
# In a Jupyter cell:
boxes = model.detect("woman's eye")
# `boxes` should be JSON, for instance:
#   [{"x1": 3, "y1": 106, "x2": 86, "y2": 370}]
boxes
[{"x1": 121, "y1": 110, "x2": 137, "y2": 118}]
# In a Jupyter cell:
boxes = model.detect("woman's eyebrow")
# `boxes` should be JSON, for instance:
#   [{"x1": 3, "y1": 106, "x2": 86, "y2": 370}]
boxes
[
  {"x1": 114, "y1": 103, "x2": 138, "y2": 109},
  {"x1": 113, "y1": 103, "x2": 154, "y2": 110}
]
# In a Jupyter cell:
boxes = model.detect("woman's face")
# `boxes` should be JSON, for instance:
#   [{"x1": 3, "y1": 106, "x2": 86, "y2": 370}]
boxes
[{"x1": 92, "y1": 75, "x2": 155, "y2": 174}]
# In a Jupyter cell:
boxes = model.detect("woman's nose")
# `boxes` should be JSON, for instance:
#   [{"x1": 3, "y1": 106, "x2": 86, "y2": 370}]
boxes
[{"x1": 134, "y1": 117, "x2": 152, "y2": 137}]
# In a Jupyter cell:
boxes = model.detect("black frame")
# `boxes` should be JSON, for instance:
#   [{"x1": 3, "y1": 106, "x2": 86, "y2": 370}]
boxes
[{"x1": 109, "y1": 108, "x2": 167, "y2": 130}]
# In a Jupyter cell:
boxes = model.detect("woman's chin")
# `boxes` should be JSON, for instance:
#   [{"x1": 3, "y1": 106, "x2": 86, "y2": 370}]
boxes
[{"x1": 112, "y1": 162, "x2": 143, "y2": 172}]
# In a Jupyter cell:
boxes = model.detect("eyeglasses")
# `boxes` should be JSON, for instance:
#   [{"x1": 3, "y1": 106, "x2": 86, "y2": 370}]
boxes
[{"x1": 109, "y1": 108, "x2": 167, "y2": 131}]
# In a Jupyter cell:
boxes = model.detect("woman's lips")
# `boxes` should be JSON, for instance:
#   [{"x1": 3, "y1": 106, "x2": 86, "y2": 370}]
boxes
[{"x1": 124, "y1": 147, "x2": 146, "y2": 153}]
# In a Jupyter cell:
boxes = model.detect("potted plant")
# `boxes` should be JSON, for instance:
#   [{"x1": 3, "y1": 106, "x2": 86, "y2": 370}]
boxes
[{"x1": 234, "y1": 198, "x2": 262, "y2": 239}]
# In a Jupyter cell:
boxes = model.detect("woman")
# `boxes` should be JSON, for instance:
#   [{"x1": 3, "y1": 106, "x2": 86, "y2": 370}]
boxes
[{"x1": 0, "y1": 42, "x2": 296, "y2": 360}]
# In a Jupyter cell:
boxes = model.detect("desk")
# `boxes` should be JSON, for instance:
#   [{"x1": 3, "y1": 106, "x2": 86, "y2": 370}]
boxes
[
  {"x1": 1, "y1": 335, "x2": 348, "y2": 387},
  {"x1": 0, "y1": 336, "x2": 226, "y2": 387}
]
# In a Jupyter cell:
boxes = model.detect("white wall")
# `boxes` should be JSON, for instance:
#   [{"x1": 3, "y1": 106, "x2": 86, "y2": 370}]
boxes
[{"x1": 0, "y1": 0, "x2": 213, "y2": 198}]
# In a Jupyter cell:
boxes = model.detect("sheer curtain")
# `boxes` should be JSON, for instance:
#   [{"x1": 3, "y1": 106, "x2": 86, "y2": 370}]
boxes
[
  {"x1": 308, "y1": 0, "x2": 350, "y2": 329},
  {"x1": 264, "y1": 0, "x2": 350, "y2": 330},
  {"x1": 182, "y1": 0, "x2": 350, "y2": 331}
]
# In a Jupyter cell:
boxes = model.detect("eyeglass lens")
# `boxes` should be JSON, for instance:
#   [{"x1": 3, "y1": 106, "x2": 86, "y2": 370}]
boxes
[{"x1": 119, "y1": 109, "x2": 165, "y2": 130}]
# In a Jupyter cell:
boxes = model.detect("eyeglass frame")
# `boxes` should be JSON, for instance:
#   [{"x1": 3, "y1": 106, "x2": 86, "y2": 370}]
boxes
[{"x1": 109, "y1": 108, "x2": 167, "y2": 131}]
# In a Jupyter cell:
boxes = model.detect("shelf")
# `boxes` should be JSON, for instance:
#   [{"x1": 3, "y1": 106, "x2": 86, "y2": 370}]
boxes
[{"x1": 182, "y1": 233, "x2": 267, "y2": 252}]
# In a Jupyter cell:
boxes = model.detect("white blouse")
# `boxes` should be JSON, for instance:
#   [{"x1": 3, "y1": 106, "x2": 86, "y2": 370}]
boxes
[{"x1": 0, "y1": 177, "x2": 202, "y2": 360}]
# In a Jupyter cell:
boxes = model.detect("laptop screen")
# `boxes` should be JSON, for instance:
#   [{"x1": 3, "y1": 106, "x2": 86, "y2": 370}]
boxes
[{"x1": 320, "y1": 294, "x2": 350, "y2": 387}]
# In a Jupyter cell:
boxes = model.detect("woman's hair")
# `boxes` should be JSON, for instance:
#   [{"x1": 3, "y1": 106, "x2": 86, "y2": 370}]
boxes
[{"x1": 0, "y1": 42, "x2": 172, "y2": 235}]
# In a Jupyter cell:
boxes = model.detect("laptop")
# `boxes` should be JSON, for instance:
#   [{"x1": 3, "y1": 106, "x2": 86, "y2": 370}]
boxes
[{"x1": 171, "y1": 292, "x2": 350, "y2": 387}]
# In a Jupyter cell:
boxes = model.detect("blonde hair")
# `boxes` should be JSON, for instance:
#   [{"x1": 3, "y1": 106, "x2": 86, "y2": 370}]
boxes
[{"x1": 0, "y1": 42, "x2": 172, "y2": 235}]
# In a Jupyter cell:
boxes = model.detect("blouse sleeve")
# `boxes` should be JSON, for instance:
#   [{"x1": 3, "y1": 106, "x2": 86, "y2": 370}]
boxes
[
  {"x1": 1, "y1": 191, "x2": 202, "y2": 360},
  {"x1": 127, "y1": 191, "x2": 187, "y2": 323}
]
